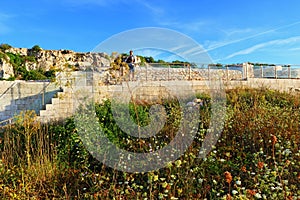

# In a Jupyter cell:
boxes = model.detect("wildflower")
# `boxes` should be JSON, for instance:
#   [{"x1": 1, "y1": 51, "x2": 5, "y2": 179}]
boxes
[
  {"x1": 271, "y1": 135, "x2": 277, "y2": 145},
  {"x1": 236, "y1": 180, "x2": 241, "y2": 185},
  {"x1": 283, "y1": 149, "x2": 292, "y2": 155},
  {"x1": 232, "y1": 190, "x2": 238, "y2": 195},
  {"x1": 226, "y1": 194, "x2": 232, "y2": 200},
  {"x1": 257, "y1": 161, "x2": 264, "y2": 169},
  {"x1": 241, "y1": 166, "x2": 247, "y2": 172},
  {"x1": 247, "y1": 189, "x2": 256, "y2": 196},
  {"x1": 175, "y1": 160, "x2": 182, "y2": 167},
  {"x1": 153, "y1": 175, "x2": 158, "y2": 181},
  {"x1": 224, "y1": 171, "x2": 232, "y2": 184},
  {"x1": 254, "y1": 193, "x2": 262, "y2": 199}
]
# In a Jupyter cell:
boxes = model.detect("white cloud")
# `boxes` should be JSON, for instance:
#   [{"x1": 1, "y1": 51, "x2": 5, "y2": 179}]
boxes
[
  {"x1": 62, "y1": 0, "x2": 126, "y2": 6},
  {"x1": 0, "y1": 12, "x2": 13, "y2": 34},
  {"x1": 61, "y1": 0, "x2": 164, "y2": 15},
  {"x1": 219, "y1": 28, "x2": 253, "y2": 37},
  {"x1": 224, "y1": 36, "x2": 300, "y2": 60},
  {"x1": 135, "y1": 0, "x2": 164, "y2": 16},
  {"x1": 204, "y1": 21, "x2": 300, "y2": 53}
]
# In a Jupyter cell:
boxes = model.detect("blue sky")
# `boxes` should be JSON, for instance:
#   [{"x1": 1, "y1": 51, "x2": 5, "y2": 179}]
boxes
[{"x1": 1, "y1": 0, "x2": 300, "y2": 64}]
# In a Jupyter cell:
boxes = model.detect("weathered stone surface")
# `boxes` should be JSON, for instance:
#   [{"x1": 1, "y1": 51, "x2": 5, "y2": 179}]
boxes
[
  {"x1": 0, "y1": 47, "x2": 111, "y2": 78},
  {"x1": 0, "y1": 57, "x2": 14, "y2": 79}
]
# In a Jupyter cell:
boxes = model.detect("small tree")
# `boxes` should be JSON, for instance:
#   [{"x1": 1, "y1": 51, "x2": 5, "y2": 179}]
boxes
[{"x1": 31, "y1": 45, "x2": 42, "y2": 53}]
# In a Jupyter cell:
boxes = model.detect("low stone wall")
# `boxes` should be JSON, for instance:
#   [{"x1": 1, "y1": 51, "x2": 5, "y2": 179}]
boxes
[
  {"x1": 123, "y1": 66, "x2": 243, "y2": 82},
  {"x1": 90, "y1": 78, "x2": 300, "y2": 104}
]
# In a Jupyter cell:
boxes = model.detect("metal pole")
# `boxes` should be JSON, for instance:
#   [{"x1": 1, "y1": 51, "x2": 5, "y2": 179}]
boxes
[
  {"x1": 168, "y1": 65, "x2": 170, "y2": 81},
  {"x1": 146, "y1": 64, "x2": 148, "y2": 81},
  {"x1": 226, "y1": 65, "x2": 229, "y2": 81},
  {"x1": 42, "y1": 82, "x2": 45, "y2": 107},
  {"x1": 246, "y1": 63, "x2": 248, "y2": 80},
  {"x1": 188, "y1": 64, "x2": 191, "y2": 80},
  {"x1": 208, "y1": 64, "x2": 210, "y2": 80}
]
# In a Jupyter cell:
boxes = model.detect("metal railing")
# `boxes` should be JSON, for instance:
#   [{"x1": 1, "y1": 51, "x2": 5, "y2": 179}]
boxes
[
  {"x1": 124, "y1": 63, "x2": 245, "y2": 81},
  {"x1": 0, "y1": 82, "x2": 17, "y2": 100},
  {"x1": 252, "y1": 64, "x2": 300, "y2": 79},
  {"x1": 130, "y1": 63, "x2": 300, "y2": 81},
  {"x1": 0, "y1": 78, "x2": 62, "y2": 127},
  {"x1": 0, "y1": 117, "x2": 14, "y2": 127}
]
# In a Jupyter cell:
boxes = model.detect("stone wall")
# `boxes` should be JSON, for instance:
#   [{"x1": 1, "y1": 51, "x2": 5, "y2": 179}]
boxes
[
  {"x1": 1, "y1": 70, "x2": 300, "y2": 125},
  {"x1": 132, "y1": 66, "x2": 244, "y2": 81},
  {"x1": 93, "y1": 78, "x2": 300, "y2": 104},
  {"x1": 0, "y1": 81, "x2": 61, "y2": 121}
]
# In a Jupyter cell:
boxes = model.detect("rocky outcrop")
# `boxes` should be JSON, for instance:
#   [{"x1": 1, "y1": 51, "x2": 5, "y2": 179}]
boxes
[
  {"x1": 0, "y1": 57, "x2": 14, "y2": 79},
  {"x1": 0, "y1": 47, "x2": 111, "y2": 79}
]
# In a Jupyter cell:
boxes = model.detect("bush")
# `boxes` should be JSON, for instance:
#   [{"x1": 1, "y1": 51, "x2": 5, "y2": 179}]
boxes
[{"x1": 31, "y1": 45, "x2": 42, "y2": 53}]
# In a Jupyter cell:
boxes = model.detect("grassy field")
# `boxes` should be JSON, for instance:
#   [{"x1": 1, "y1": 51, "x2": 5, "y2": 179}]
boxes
[{"x1": 0, "y1": 88, "x2": 299, "y2": 199}]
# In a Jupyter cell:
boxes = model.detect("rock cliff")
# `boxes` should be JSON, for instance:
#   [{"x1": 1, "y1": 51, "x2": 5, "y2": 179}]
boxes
[{"x1": 0, "y1": 46, "x2": 111, "y2": 79}]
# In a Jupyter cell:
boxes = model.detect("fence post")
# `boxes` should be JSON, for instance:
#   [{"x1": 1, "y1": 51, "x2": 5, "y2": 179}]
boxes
[
  {"x1": 274, "y1": 66, "x2": 277, "y2": 79},
  {"x1": 146, "y1": 64, "x2": 148, "y2": 81},
  {"x1": 208, "y1": 64, "x2": 210, "y2": 80},
  {"x1": 288, "y1": 65, "x2": 291, "y2": 78},
  {"x1": 168, "y1": 65, "x2": 170, "y2": 81},
  {"x1": 260, "y1": 65, "x2": 263, "y2": 78},
  {"x1": 188, "y1": 64, "x2": 191, "y2": 80},
  {"x1": 42, "y1": 82, "x2": 45, "y2": 107},
  {"x1": 226, "y1": 65, "x2": 229, "y2": 81}
]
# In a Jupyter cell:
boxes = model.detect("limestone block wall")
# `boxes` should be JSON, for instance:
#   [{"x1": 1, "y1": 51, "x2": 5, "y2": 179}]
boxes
[
  {"x1": 129, "y1": 66, "x2": 244, "y2": 82},
  {"x1": 94, "y1": 79, "x2": 300, "y2": 104},
  {"x1": 0, "y1": 81, "x2": 61, "y2": 121},
  {"x1": 1, "y1": 70, "x2": 300, "y2": 125},
  {"x1": 39, "y1": 90, "x2": 74, "y2": 123},
  {"x1": 224, "y1": 78, "x2": 300, "y2": 92}
]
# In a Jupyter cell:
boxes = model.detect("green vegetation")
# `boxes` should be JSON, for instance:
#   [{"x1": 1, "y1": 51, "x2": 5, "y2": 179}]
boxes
[
  {"x1": 31, "y1": 45, "x2": 42, "y2": 53},
  {"x1": 0, "y1": 88, "x2": 299, "y2": 199},
  {"x1": 0, "y1": 45, "x2": 57, "y2": 81},
  {"x1": 0, "y1": 43, "x2": 12, "y2": 51}
]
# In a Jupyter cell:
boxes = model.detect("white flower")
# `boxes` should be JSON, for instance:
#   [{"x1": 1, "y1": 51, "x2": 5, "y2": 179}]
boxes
[
  {"x1": 232, "y1": 190, "x2": 238, "y2": 195},
  {"x1": 236, "y1": 180, "x2": 241, "y2": 185},
  {"x1": 283, "y1": 149, "x2": 292, "y2": 155},
  {"x1": 254, "y1": 193, "x2": 262, "y2": 199}
]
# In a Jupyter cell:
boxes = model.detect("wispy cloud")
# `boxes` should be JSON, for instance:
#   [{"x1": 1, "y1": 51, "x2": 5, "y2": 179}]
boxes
[
  {"x1": 205, "y1": 21, "x2": 300, "y2": 52},
  {"x1": 61, "y1": 0, "x2": 164, "y2": 15},
  {"x1": 219, "y1": 28, "x2": 253, "y2": 37},
  {"x1": 135, "y1": 0, "x2": 164, "y2": 16},
  {"x1": 157, "y1": 19, "x2": 212, "y2": 34},
  {"x1": 0, "y1": 12, "x2": 13, "y2": 34},
  {"x1": 224, "y1": 36, "x2": 300, "y2": 60},
  {"x1": 62, "y1": 0, "x2": 126, "y2": 6}
]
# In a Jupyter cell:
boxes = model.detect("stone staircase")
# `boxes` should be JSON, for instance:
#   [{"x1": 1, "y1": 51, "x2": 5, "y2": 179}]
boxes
[{"x1": 38, "y1": 89, "x2": 74, "y2": 123}]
